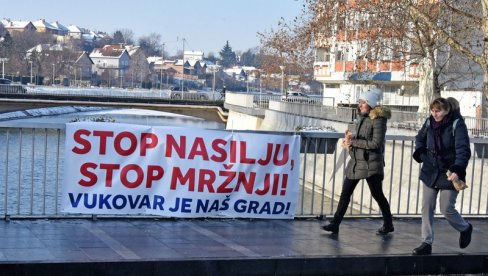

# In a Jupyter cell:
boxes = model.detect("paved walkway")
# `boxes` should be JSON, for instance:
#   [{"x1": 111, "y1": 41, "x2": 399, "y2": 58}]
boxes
[{"x1": 0, "y1": 217, "x2": 487, "y2": 275}]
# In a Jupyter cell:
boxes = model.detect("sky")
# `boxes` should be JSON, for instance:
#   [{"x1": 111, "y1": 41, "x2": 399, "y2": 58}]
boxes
[{"x1": 1, "y1": 0, "x2": 304, "y2": 56}]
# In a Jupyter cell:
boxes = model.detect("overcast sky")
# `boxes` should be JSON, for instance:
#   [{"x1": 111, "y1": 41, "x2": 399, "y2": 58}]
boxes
[{"x1": 1, "y1": 0, "x2": 304, "y2": 55}]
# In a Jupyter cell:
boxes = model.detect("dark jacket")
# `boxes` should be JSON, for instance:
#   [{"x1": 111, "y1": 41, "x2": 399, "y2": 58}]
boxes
[
  {"x1": 413, "y1": 111, "x2": 471, "y2": 189},
  {"x1": 345, "y1": 106, "x2": 391, "y2": 179}
]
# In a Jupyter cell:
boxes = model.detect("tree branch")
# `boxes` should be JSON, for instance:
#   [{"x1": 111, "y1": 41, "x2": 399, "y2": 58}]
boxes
[{"x1": 407, "y1": 3, "x2": 483, "y2": 66}]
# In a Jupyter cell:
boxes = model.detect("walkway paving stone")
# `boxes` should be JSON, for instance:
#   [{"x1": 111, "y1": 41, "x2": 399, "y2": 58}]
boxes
[{"x1": 0, "y1": 217, "x2": 487, "y2": 275}]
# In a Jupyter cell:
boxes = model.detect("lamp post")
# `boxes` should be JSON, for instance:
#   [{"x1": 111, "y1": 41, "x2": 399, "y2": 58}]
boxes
[
  {"x1": 29, "y1": 61, "x2": 33, "y2": 84},
  {"x1": 279, "y1": 65, "x2": 285, "y2": 98},
  {"x1": 160, "y1": 43, "x2": 165, "y2": 91},
  {"x1": 52, "y1": 63, "x2": 55, "y2": 86},
  {"x1": 0, "y1": 58, "x2": 8, "y2": 79},
  {"x1": 212, "y1": 69, "x2": 216, "y2": 92},
  {"x1": 259, "y1": 70, "x2": 262, "y2": 93}
]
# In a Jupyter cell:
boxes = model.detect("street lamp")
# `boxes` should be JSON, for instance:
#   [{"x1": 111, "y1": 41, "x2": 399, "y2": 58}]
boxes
[
  {"x1": 279, "y1": 65, "x2": 285, "y2": 97},
  {"x1": 29, "y1": 61, "x2": 33, "y2": 84},
  {"x1": 0, "y1": 58, "x2": 7, "y2": 79},
  {"x1": 259, "y1": 70, "x2": 262, "y2": 93},
  {"x1": 160, "y1": 43, "x2": 165, "y2": 91},
  {"x1": 212, "y1": 69, "x2": 216, "y2": 92},
  {"x1": 52, "y1": 63, "x2": 55, "y2": 85}
]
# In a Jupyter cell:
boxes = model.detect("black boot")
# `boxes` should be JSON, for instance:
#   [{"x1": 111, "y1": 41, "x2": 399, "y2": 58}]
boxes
[
  {"x1": 376, "y1": 224, "x2": 394, "y2": 235},
  {"x1": 412, "y1": 242, "x2": 432, "y2": 255},
  {"x1": 459, "y1": 223, "x2": 473, "y2": 249},
  {"x1": 321, "y1": 222, "x2": 339, "y2": 234}
]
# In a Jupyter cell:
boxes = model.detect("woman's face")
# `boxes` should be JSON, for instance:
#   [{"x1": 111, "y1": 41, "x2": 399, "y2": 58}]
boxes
[
  {"x1": 358, "y1": 100, "x2": 371, "y2": 113},
  {"x1": 431, "y1": 107, "x2": 449, "y2": 122}
]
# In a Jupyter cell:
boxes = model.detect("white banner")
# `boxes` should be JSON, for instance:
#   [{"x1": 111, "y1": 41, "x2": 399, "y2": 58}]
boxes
[{"x1": 62, "y1": 122, "x2": 300, "y2": 219}]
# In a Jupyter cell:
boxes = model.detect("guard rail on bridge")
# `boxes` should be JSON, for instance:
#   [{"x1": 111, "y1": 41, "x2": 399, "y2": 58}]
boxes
[
  {"x1": 0, "y1": 123, "x2": 487, "y2": 219},
  {"x1": 0, "y1": 86, "x2": 224, "y2": 103},
  {"x1": 0, "y1": 84, "x2": 27, "y2": 94}
]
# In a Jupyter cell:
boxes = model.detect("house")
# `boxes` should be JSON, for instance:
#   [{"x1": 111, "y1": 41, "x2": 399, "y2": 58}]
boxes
[
  {"x1": 89, "y1": 45, "x2": 130, "y2": 79},
  {"x1": 242, "y1": 66, "x2": 259, "y2": 82},
  {"x1": 224, "y1": 66, "x2": 246, "y2": 81},
  {"x1": 71, "y1": 51, "x2": 93, "y2": 83},
  {"x1": 184, "y1": 50, "x2": 204, "y2": 62},
  {"x1": 32, "y1": 19, "x2": 59, "y2": 35},
  {"x1": 67, "y1": 25, "x2": 84, "y2": 39},
  {"x1": 185, "y1": 60, "x2": 206, "y2": 76},
  {"x1": 1, "y1": 19, "x2": 36, "y2": 33},
  {"x1": 148, "y1": 57, "x2": 178, "y2": 77},
  {"x1": 50, "y1": 21, "x2": 68, "y2": 36},
  {"x1": 124, "y1": 45, "x2": 151, "y2": 85},
  {"x1": 23, "y1": 43, "x2": 93, "y2": 85},
  {"x1": 171, "y1": 59, "x2": 185, "y2": 75},
  {"x1": 83, "y1": 30, "x2": 105, "y2": 43},
  {"x1": 26, "y1": 43, "x2": 64, "y2": 59}
]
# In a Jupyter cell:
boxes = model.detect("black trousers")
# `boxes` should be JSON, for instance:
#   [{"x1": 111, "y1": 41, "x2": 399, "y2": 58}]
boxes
[{"x1": 332, "y1": 174, "x2": 393, "y2": 226}]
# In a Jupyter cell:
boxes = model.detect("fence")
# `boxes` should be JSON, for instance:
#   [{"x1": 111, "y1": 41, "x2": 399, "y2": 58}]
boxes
[
  {"x1": 227, "y1": 92, "x2": 488, "y2": 136},
  {"x1": 17, "y1": 86, "x2": 224, "y2": 102},
  {"x1": 0, "y1": 124, "x2": 487, "y2": 219}
]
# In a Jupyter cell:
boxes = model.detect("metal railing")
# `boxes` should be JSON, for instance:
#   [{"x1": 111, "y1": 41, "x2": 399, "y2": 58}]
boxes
[
  {"x1": 390, "y1": 110, "x2": 488, "y2": 137},
  {"x1": 1, "y1": 124, "x2": 487, "y2": 219},
  {"x1": 4, "y1": 86, "x2": 224, "y2": 102},
  {"x1": 226, "y1": 92, "x2": 488, "y2": 136}
]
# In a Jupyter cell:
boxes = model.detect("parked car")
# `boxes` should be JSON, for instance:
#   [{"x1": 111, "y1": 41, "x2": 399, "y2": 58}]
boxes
[
  {"x1": 281, "y1": 91, "x2": 314, "y2": 104},
  {"x1": 170, "y1": 86, "x2": 208, "y2": 100},
  {"x1": 0, "y1": 78, "x2": 12, "y2": 85}
]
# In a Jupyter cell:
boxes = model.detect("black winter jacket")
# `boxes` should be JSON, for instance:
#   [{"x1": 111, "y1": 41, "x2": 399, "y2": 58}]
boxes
[
  {"x1": 413, "y1": 111, "x2": 471, "y2": 189},
  {"x1": 345, "y1": 106, "x2": 391, "y2": 180}
]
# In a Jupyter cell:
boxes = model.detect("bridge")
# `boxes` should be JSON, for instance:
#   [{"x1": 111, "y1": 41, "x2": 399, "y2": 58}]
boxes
[{"x1": 0, "y1": 87, "x2": 229, "y2": 123}]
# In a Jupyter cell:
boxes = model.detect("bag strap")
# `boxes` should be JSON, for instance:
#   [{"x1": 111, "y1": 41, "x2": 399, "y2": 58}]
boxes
[{"x1": 424, "y1": 117, "x2": 459, "y2": 136}]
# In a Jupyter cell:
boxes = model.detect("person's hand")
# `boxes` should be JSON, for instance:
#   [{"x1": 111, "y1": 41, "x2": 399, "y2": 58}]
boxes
[
  {"x1": 344, "y1": 129, "x2": 352, "y2": 147},
  {"x1": 342, "y1": 129, "x2": 352, "y2": 150},
  {"x1": 447, "y1": 170, "x2": 459, "y2": 182}
]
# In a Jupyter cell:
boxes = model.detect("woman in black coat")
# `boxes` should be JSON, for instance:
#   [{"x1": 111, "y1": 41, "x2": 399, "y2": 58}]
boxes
[
  {"x1": 322, "y1": 89, "x2": 394, "y2": 235},
  {"x1": 412, "y1": 97, "x2": 473, "y2": 255}
]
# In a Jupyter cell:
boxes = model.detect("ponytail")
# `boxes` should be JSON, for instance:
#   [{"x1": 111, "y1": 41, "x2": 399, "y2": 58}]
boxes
[{"x1": 446, "y1": 97, "x2": 460, "y2": 113}]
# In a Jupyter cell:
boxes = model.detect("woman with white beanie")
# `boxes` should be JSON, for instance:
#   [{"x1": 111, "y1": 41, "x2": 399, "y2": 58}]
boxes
[{"x1": 322, "y1": 88, "x2": 394, "y2": 235}]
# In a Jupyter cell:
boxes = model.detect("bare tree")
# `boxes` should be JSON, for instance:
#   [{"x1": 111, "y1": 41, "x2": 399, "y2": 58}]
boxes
[
  {"x1": 117, "y1": 28, "x2": 135, "y2": 45},
  {"x1": 138, "y1": 33, "x2": 162, "y2": 57},
  {"x1": 406, "y1": 0, "x2": 487, "y2": 115},
  {"x1": 258, "y1": 11, "x2": 315, "y2": 92},
  {"x1": 261, "y1": 0, "x2": 483, "y2": 112}
]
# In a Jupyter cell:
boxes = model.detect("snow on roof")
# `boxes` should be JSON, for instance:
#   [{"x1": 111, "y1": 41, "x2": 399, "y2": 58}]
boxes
[
  {"x1": 124, "y1": 45, "x2": 141, "y2": 56},
  {"x1": 1, "y1": 19, "x2": 33, "y2": 29},
  {"x1": 50, "y1": 21, "x2": 68, "y2": 32},
  {"x1": 187, "y1": 60, "x2": 199, "y2": 67},
  {"x1": 242, "y1": 66, "x2": 257, "y2": 71},
  {"x1": 175, "y1": 60, "x2": 184, "y2": 66},
  {"x1": 67, "y1": 25, "x2": 83, "y2": 33},
  {"x1": 32, "y1": 19, "x2": 59, "y2": 31},
  {"x1": 224, "y1": 67, "x2": 244, "y2": 74},
  {"x1": 147, "y1": 56, "x2": 161, "y2": 63},
  {"x1": 90, "y1": 45, "x2": 127, "y2": 58},
  {"x1": 27, "y1": 43, "x2": 64, "y2": 53}
]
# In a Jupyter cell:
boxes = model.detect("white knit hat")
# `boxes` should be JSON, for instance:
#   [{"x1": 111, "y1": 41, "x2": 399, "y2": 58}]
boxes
[{"x1": 359, "y1": 89, "x2": 381, "y2": 108}]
